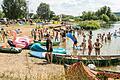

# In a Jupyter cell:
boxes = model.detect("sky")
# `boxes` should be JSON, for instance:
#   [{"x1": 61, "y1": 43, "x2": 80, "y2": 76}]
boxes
[{"x1": 0, "y1": 0, "x2": 120, "y2": 16}]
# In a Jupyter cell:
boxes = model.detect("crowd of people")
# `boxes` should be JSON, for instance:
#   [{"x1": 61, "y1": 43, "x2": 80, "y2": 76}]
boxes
[
  {"x1": 1, "y1": 24, "x2": 120, "y2": 63},
  {"x1": 30, "y1": 26, "x2": 116, "y2": 57},
  {"x1": 0, "y1": 28, "x2": 22, "y2": 47}
]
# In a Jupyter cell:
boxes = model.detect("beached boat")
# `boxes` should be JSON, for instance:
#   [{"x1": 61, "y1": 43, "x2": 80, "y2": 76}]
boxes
[
  {"x1": 30, "y1": 43, "x2": 66, "y2": 54},
  {"x1": 51, "y1": 54, "x2": 120, "y2": 66},
  {"x1": 29, "y1": 51, "x2": 66, "y2": 59},
  {"x1": 0, "y1": 47, "x2": 22, "y2": 53},
  {"x1": 34, "y1": 41, "x2": 60, "y2": 46}
]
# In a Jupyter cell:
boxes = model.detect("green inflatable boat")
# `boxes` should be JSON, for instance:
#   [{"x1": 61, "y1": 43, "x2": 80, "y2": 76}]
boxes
[
  {"x1": 0, "y1": 47, "x2": 22, "y2": 53},
  {"x1": 34, "y1": 41, "x2": 60, "y2": 46},
  {"x1": 49, "y1": 54, "x2": 120, "y2": 67}
]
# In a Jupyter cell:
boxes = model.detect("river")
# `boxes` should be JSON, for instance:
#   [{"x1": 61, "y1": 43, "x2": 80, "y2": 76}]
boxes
[
  {"x1": 58, "y1": 22, "x2": 120, "y2": 72},
  {"x1": 59, "y1": 22, "x2": 120, "y2": 56}
]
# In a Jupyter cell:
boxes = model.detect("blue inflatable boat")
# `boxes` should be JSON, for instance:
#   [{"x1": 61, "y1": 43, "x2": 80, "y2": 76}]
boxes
[{"x1": 30, "y1": 43, "x2": 66, "y2": 54}]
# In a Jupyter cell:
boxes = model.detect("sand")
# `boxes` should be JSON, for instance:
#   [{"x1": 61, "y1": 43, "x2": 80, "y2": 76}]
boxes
[{"x1": 0, "y1": 24, "x2": 65, "y2": 80}]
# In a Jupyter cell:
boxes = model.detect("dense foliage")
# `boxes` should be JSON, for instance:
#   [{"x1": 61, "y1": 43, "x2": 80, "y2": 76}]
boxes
[
  {"x1": 78, "y1": 20, "x2": 101, "y2": 30},
  {"x1": 0, "y1": 10, "x2": 5, "y2": 18},
  {"x1": 76, "y1": 6, "x2": 119, "y2": 30},
  {"x1": 2, "y1": 0, "x2": 27, "y2": 19},
  {"x1": 81, "y1": 6, "x2": 118, "y2": 22}
]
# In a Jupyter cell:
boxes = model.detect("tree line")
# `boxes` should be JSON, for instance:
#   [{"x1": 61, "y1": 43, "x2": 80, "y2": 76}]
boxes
[{"x1": 0, "y1": 0, "x2": 119, "y2": 23}]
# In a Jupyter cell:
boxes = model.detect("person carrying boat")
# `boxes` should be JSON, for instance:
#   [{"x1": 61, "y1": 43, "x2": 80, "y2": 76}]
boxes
[
  {"x1": 46, "y1": 37, "x2": 53, "y2": 63},
  {"x1": 93, "y1": 39, "x2": 103, "y2": 55},
  {"x1": 88, "y1": 36, "x2": 92, "y2": 55}
]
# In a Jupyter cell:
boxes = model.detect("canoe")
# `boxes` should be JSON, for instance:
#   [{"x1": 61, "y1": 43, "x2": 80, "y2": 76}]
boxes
[
  {"x1": 0, "y1": 47, "x2": 22, "y2": 53},
  {"x1": 29, "y1": 51, "x2": 46, "y2": 59},
  {"x1": 34, "y1": 41, "x2": 60, "y2": 46},
  {"x1": 50, "y1": 54, "x2": 120, "y2": 67},
  {"x1": 29, "y1": 51, "x2": 66, "y2": 59}
]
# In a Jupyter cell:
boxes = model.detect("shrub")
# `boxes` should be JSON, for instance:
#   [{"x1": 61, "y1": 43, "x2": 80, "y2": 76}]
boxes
[{"x1": 78, "y1": 20, "x2": 101, "y2": 30}]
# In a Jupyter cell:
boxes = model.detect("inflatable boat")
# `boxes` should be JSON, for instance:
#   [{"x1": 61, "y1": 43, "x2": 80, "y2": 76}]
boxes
[
  {"x1": 34, "y1": 41, "x2": 60, "y2": 46},
  {"x1": 0, "y1": 47, "x2": 22, "y2": 53},
  {"x1": 30, "y1": 43, "x2": 66, "y2": 54}
]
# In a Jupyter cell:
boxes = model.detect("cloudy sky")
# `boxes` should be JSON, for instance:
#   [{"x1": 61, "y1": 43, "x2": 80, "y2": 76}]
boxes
[{"x1": 0, "y1": 0, "x2": 120, "y2": 16}]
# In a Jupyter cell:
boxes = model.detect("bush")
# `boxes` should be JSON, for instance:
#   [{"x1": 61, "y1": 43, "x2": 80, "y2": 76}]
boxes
[{"x1": 78, "y1": 20, "x2": 101, "y2": 30}]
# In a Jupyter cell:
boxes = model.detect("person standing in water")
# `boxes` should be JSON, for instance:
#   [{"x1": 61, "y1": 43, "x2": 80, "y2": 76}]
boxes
[
  {"x1": 93, "y1": 39, "x2": 103, "y2": 55},
  {"x1": 89, "y1": 30, "x2": 92, "y2": 39},
  {"x1": 55, "y1": 31, "x2": 59, "y2": 41},
  {"x1": 88, "y1": 36, "x2": 93, "y2": 55},
  {"x1": 81, "y1": 39, "x2": 86, "y2": 55},
  {"x1": 107, "y1": 32, "x2": 112, "y2": 41}
]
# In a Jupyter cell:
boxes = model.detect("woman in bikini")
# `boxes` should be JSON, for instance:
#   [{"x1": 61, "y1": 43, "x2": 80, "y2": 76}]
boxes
[{"x1": 93, "y1": 39, "x2": 102, "y2": 55}]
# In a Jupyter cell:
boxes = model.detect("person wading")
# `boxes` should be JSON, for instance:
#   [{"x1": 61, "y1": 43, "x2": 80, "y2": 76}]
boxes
[
  {"x1": 93, "y1": 39, "x2": 102, "y2": 56},
  {"x1": 88, "y1": 36, "x2": 93, "y2": 55}
]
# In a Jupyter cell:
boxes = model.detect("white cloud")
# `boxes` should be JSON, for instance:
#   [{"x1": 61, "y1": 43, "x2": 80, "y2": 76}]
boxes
[{"x1": 0, "y1": 0, "x2": 120, "y2": 16}]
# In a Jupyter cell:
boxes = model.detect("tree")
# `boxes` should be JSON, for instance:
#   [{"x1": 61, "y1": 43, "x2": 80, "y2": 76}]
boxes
[
  {"x1": 100, "y1": 14, "x2": 110, "y2": 22},
  {"x1": 109, "y1": 14, "x2": 117, "y2": 21},
  {"x1": 36, "y1": 3, "x2": 50, "y2": 21},
  {"x1": 81, "y1": 11, "x2": 97, "y2": 20},
  {"x1": 49, "y1": 11, "x2": 55, "y2": 20},
  {"x1": 52, "y1": 15, "x2": 59, "y2": 21},
  {"x1": 2, "y1": 0, "x2": 27, "y2": 19},
  {"x1": 29, "y1": 13, "x2": 34, "y2": 18},
  {"x1": 0, "y1": 10, "x2": 5, "y2": 18}
]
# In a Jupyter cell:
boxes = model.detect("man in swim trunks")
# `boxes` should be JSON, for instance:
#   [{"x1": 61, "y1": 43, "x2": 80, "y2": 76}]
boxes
[
  {"x1": 46, "y1": 37, "x2": 53, "y2": 63},
  {"x1": 88, "y1": 36, "x2": 92, "y2": 55},
  {"x1": 93, "y1": 39, "x2": 102, "y2": 55}
]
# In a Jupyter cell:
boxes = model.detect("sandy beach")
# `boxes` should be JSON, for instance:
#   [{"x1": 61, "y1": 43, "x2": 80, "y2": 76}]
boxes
[{"x1": 0, "y1": 24, "x2": 65, "y2": 80}]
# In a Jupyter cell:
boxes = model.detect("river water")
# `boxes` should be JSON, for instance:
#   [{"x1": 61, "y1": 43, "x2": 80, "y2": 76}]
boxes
[
  {"x1": 59, "y1": 22, "x2": 120, "y2": 56},
  {"x1": 58, "y1": 22, "x2": 120, "y2": 72}
]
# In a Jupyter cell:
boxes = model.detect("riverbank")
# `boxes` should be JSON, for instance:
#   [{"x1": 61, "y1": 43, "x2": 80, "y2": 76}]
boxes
[
  {"x1": 0, "y1": 24, "x2": 66, "y2": 80},
  {"x1": 0, "y1": 50, "x2": 65, "y2": 80},
  {"x1": 0, "y1": 23, "x2": 120, "y2": 80}
]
